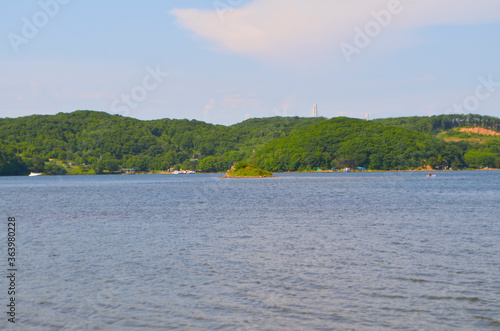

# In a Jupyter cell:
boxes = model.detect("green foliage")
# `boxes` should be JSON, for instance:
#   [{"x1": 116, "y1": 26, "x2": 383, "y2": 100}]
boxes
[
  {"x1": 231, "y1": 116, "x2": 325, "y2": 156},
  {"x1": 181, "y1": 159, "x2": 198, "y2": 171},
  {"x1": 0, "y1": 111, "x2": 499, "y2": 175},
  {"x1": 226, "y1": 162, "x2": 273, "y2": 177},
  {"x1": 0, "y1": 149, "x2": 29, "y2": 176},
  {"x1": 44, "y1": 162, "x2": 67, "y2": 175},
  {"x1": 199, "y1": 156, "x2": 224, "y2": 172},
  {"x1": 31, "y1": 156, "x2": 46, "y2": 172},
  {"x1": 233, "y1": 161, "x2": 248, "y2": 171},
  {"x1": 94, "y1": 159, "x2": 120, "y2": 173},
  {"x1": 464, "y1": 150, "x2": 498, "y2": 168},
  {"x1": 254, "y1": 117, "x2": 456, "y2": 171},
  {"x1": 373, "y1": 114, "x2": 500, "y2": 134},
  {"x1": 0, "y1": 112, "x2": 326, "y2": 174}
]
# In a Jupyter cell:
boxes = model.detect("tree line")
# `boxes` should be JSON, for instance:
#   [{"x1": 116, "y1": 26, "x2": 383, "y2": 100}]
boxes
[{"x1": 0, "y1": 111, "x2": 499, "y2": 175}]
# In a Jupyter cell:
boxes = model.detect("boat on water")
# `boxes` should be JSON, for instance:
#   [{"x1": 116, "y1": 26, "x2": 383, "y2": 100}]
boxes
[
  {"x1": 172, "y1": 170, "x2": 196, "y2": 174},
  {"x1": 426, "y1": 171, "x2": 436, "y2": 177},
  {"x1": 28, "y1": 172, "x2": 42, "y2": 177}
]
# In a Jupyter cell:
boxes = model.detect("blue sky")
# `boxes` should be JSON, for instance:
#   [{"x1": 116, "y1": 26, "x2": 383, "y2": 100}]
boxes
[{"x1": 1, "y1": 0, "x2": 500, "y2": 125}]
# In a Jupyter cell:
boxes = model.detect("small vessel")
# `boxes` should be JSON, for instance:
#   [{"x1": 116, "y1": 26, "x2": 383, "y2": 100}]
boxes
[
  {"x1": 426, "y1": 171, "x2": 436, "y2": 177},
  {"x1": 28, "y1": 172, "x2": 42, "y2": 177},
  {"x1": 173, "y1": 170, "x2": 195, "y2": 174}
]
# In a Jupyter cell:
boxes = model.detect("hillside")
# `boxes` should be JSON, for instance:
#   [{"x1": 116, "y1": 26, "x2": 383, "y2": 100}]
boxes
[
  {"x1": 373, "y1": 114, "x2": 500, "y2": 134},
  {"x1": 1, "y1": 111, "x2": 499, "y2": 175},
  {"x1": 439, "y1": 127, "x2": 500, "y2": 142},
  {"x1": 254, "y1": 117, "x2": 468, "y2": 171},
  {"x1": 0, "y1": 111, "x2": 324, "y2": 175}
]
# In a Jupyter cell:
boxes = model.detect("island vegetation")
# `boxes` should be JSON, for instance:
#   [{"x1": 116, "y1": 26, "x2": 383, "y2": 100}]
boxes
[
  {"x1": 223, "y1": 161, "x2": 274, "y2": 178},
  {"x1": 372, "y1": 114, "x2": 500, "y2": 134},
  {"x1": 0, "y1": 111, "x2": 499, "y2": 176}
]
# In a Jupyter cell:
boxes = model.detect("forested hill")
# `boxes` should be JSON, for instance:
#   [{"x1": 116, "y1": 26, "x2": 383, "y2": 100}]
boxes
[
  {"x1": 254, "y1": 117, "x2": 464, "y2": 171},
  {"x1": 373, "y1": 114, "x2": 500, "y2": 134},
  {"x1": 0, "y1": 111, "x2": 499, "y2": 175},
  {"x1": 0, "y1": 111, "x2": 324, "y2": 175}
]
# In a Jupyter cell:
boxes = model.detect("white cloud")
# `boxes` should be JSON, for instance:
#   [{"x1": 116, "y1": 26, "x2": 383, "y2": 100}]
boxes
[
  {"x1": 273, "y1": 95, "x2": 296, "y2": 116},
  {"x1": 203, "y1": 98, "x2": 215, "y2": 122},
  {"x1": 171, "y1": 0, "x2": 500, "y2": 60}
]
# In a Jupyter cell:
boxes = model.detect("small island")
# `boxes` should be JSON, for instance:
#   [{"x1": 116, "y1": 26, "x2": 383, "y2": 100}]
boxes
[{"x1": 222, "y1": 162, "x2": 274, "y2": 178}]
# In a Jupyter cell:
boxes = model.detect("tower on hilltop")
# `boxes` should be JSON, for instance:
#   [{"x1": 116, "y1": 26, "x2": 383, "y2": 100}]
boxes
[{"x1": 313, "y1": 103, "x2": 318, "y2": 117}]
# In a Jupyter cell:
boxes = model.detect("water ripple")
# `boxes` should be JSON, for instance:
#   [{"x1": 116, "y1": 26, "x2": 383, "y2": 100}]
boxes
[{"x1": 1, "y1": 171, "x2": 499, "y2": 330}]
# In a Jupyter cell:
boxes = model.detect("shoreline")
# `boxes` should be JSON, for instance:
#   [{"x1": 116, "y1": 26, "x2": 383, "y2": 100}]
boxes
[
  {"x1": 276, "y1": 168, "x2": 500, "y2": 174},
  {"x1": 221, "y1": 174, "x2": 276, "y2": 178},
  {"x1": 15, "y1": 168, "x2": 499, "y2": 177}
]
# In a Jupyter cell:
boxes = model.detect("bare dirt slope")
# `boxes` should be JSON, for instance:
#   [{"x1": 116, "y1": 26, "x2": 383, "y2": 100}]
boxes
[{"x1": 459, "y1": 127, "x2": 500, "y2": 136}]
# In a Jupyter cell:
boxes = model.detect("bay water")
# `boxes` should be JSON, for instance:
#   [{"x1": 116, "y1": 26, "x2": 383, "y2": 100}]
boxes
[{"x1": 1, "y1": 171, "x2": 499, "y2": 330}]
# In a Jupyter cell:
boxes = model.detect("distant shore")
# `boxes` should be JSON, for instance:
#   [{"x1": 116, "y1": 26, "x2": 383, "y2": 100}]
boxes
[
  {"x1": 15, "y1": 168, "x2": 500, "y2": 177},
  {"x1": 277, "y1": 168, "x2": 500, "y2": 174},
  {"x1": 83, "y1": 168, "x2": 500, "y2": 176}
]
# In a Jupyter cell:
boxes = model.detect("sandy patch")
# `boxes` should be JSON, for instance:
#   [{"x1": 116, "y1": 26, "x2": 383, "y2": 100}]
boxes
[{"x1": 459, "y1": 127, "x2": 500, "y2": 136}]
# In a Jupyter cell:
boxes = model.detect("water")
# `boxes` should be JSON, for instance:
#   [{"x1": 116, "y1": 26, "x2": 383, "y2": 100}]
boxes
[{"x1": 1, "y1": 171, "x2": 499, "y2": 330}]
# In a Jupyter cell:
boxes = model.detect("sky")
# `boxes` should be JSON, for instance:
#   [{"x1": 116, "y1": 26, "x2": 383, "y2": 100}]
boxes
[{"x1": 1, "y1": 0, "x2": 500, "y2": 126}]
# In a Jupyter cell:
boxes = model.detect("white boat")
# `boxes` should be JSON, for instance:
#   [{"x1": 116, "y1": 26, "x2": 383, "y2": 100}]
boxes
[
  {"x1": 29, "y1": 172, "x2": 42, "y2": 177},
  {"x1": 173, "y1": 170, "x2": 193, "y2": 174}
]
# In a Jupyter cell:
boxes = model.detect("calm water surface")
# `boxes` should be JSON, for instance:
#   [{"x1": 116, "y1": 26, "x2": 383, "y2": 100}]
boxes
[{"x1": 1, "y1": 171, "x2": 499, "y2": 330}]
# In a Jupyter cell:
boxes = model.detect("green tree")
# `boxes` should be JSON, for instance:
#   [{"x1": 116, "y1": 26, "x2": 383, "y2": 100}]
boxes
[
  {"x1": 464, "y1": 150, "x2": 496, "y2": 168},
  {"x1": 44, "y1": 163, "x2": 67, "y2": 175},
  {"x1": 0, "y1": 110, "x2": 498, "y2": 173},
  {"x1": 31, "y1": 156, "x2": 46, "y2": 172},
  {"x1": 102, "y1": 159, "x2": 119, "y2": 172},
  {"x1": 0, "y1": 150, "x2": 29, "y2": 176},
  {"x1": 199, "y1": 156, "x2": 223, "y2": 172}
]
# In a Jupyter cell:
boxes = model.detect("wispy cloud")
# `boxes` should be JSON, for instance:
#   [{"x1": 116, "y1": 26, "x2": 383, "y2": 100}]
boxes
[
  {"x1": 222, "y1": 93, "x2": 257, "y2": 108},
  {"x1": 171, "y1": 0, "x2": 500, "y2": 61},
  {"x1": 273, "y1": 95, "x2": 296, "y2": 116},
  {"x1": 199, "y1": 93, "x2": 260, "y2": 123},
  {"x1": 203, "y1": 98, "x2": 215, "y2": 122}
]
